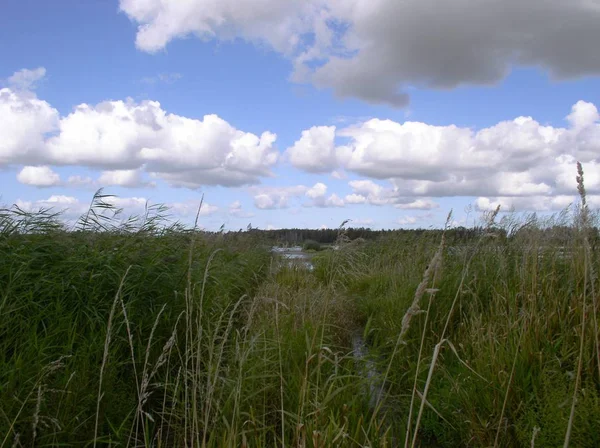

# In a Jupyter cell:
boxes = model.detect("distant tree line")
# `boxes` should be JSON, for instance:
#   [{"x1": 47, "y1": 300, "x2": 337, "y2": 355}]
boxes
[
  {"x1": 234, "y1": 226, "x2": 509, "y2": 245},
  {"x1": 222, "y1": 224, "x2": 600, "y2": 247}
]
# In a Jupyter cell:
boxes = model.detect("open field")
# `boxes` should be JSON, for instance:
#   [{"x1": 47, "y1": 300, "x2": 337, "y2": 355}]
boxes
[{"x1": 1, "y1": 189, "x2": 600, "y2": 447}]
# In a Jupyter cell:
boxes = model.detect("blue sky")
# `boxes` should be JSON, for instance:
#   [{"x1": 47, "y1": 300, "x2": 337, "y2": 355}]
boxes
[{"x1": 1, "y1": 0, "x2": 600, "y2": 230}]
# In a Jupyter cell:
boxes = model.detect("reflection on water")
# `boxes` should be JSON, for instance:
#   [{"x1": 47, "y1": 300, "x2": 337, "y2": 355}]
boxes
[{"x1": 271, "y1": 246, "x2": 314, "y2": 270}]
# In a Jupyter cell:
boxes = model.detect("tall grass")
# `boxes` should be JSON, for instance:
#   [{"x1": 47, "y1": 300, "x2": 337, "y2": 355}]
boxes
[{"x1": 2, "y1": 165, "x2": 600, "y2": 446}]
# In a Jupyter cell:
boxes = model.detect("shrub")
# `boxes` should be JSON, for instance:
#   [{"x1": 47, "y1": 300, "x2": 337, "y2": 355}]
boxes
[{"x1": 302, "y1": 239, "x2": 321, "y2": 251}]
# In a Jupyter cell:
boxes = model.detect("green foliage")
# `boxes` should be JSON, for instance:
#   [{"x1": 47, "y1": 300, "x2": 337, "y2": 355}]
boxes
[
  {"x1": 302, "y1": 239, "x2": 322, "y2": 251},
  {"x1": 2, "y1": 196, "x2": 600, "y2": 446}
]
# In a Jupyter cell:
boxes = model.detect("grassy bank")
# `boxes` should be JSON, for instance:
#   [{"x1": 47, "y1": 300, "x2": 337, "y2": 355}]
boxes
[{"x1": 2, "y1": 183, "x2": 600, "y2": 446}]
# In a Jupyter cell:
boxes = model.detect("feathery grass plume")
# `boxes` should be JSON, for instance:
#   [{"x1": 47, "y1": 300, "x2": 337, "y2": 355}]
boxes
[
  {"x1": 371, "y1": 211, "x2": 451, "y2": 439},
  {"x1": 531, "y1": 426, "x2": 540, "y2": 448},
  {"x1": 397, "y1": 239, "x2": 444, "y2": 345},
  {"x1": 31, "y1": 386, "x2": 42, "y2": 445},
  {"x1": 564, "y1": 162, "x2": 595, "y2": 447},
  {"x1": 1, "y1": 356, "x2": 70, "y2": 447},
  {"x1": 403, "y1": 211, "x2": 453, "y2": 447},
  {"x1": 576, "y1": 161, "x2": 588, "y2": 226},
  {"x1": 576, "y1": 162, "x2": 600, "y2": 383},
  {"x1": 411, "y1": 207, "x2": 499, "y2": 448}
]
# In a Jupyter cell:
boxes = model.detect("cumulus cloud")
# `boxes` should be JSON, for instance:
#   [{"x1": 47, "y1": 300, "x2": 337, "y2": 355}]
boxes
[
  {"x1": 0, "y1": 87, "x2": 59, "y2": 165},
  {"x1": 251, "y1": 183, "x2": 345, "y2": 209},
  {"x1": 322, "y1": 193, "x2": 344, "y2": 207},
  {"x1": 289, "y1": 101, "x2": 600, "y2": 211},
  {"x1": 17, "y1": 166, "x2": 61, "y2": 187},
  {"x1": 344, "y1": 193, "x2": 366, "y2": 204},
  {"x1": 306, "y1": 182, "x2": 327, "y2": 199},
  {"x1": 251, "y1": 185, "x2": 309, "y2": 209},
  {"x1": 98, "y1": 169, "x2": 154, "y2": 188},
  {"x1": 120, "y1": 0, "x2": 600, "y2": 106},
  {"x1": 228, "y1": 200, "x2": 254, "y2": 218},
  {"x1": 395, "y1": 199, "x2": 439, "y2": 210},
  {"x1": 46, "y1": 100, "x2": 278, "y2": 187},
  {"x1": 1, "y1": 69, "x2": 278, "y2": 188},
  {"x1": 67, "y1": 175, "x2": 95, "y2": 188},
  {"x1": 285, "y1": 126, "x2": 337, "y2": 173},
  {"x1": 119, "y1": 0, "x2": 315, "y2": 54},
  {"x1": 345, "y1": 179, "x2": 439, "y2": 209},
  {"x1": 305, "y1": 182, "x2": 345, "y2": 207},
  {"x1": 474, "y1": 195, "x2": 584, "y2": 213}
]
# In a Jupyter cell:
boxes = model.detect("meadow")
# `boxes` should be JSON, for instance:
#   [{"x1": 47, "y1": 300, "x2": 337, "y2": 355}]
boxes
[{"x1": 1, "y1": 167, "x2": 600, "y2": 447}]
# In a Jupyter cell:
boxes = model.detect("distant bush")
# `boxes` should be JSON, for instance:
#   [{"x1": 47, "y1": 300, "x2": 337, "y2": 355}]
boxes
[{"x1": 302, "y1": 239, "x2": 321, "y2": 251}]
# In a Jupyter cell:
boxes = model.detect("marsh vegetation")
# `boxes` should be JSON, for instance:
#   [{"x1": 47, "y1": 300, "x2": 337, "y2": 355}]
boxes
[{"x1": 1, "y1": 166, "x2": 600, "y2": 447}]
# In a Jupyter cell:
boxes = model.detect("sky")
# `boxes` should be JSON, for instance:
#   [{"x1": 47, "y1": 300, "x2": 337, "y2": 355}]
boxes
[{"x1": 1, "y1": 0, "x2": 600, "y2": 231}]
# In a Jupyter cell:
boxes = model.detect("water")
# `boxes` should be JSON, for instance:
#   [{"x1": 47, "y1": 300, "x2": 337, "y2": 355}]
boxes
[
  {"x1": 271, "y1": 246, "x2": 314, "y2": 270},
  {"x1": 352, "y1": 331, "x2": 382, "y2": 410}
]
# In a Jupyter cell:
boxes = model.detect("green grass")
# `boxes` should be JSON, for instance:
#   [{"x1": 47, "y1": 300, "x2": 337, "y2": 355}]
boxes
[{"x1": 1, "y1": 186, "x2": 600, "y2": 447}]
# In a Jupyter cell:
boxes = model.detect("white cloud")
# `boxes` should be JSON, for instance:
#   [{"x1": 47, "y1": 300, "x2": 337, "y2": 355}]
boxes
[
  {"x1": 46, "y1": 100, "x2": 278, "y2": 187},
  {"x1": 119, "y1": 0, "x2": 315, "y2": 54},
  {"x1": 304, "y1": 182, "x2": 345, "y2": 207},
  {"x1": 567, "y1": 100, "x2": 600, "y2": 131},
  {"x1": 323, "y1": 193, "x2": 344, "y2": 207},
  {"x1": 347, "y1": 179, "x2": 438, "y2": 208},
  {"x1": 228, "y1": 200, "x2": 254, "y2": 218},
  {"x1": 474, "y1": 196, "x2": 580, "y2": 213},
  {"x1": 1, "y1": 70, "x2": 278, "y2": 188},
  {"x1": 348, "y1": 180, "x2": 383, "y2": 198},
  {"x1": 251, "y1": 185, "x2": 309, "y2": 209},
  {"x1": 331, "y1": 170, "x2": 346, "y2": 180},
  {"x1": 98, "y1": 169, "x2": 153, "y2": 188},
  {"x1": 254, "y1": 194, "x2": 280, "y2": 210},
  {"x1": 67, "y1": 175, "x2": 95, "y2": 188},
  {"x1": 286, "y1": 126, "x2": 337, "y2": 173},
  {"x1": 0, "y1": 87, "x2": 59, "y2": 165},
  {"x1": 345, "y1": 193, "x2": 366, "y2": 204},
  {"x1": 7, "y1": 67, "x2": 46, "y2": 90},
  {"x1": 120, "y1": 0, "x2": 600, "y2": 106},
  {"x1": 306, "y1": 182, "x2": 328, "y2": 199},
  {"x1": 289, "y1": 101, "x2": 600, "y2": 211},
  {"x1": 395, "y1": 199, "x2": 439, "y2": 210},
  {"x1": 17, "y1": 166, "x2": 61, "y2": 187},
  {"x1": 251, "y1": 182, "x2": 345, "y2": 209}
]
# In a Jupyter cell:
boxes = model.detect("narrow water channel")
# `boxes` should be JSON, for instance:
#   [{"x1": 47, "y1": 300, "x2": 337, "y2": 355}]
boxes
[{"x1": 272, "y1": 246, "x2": 383, "y2": 411}]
